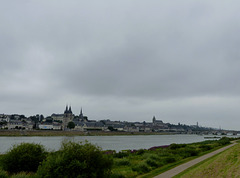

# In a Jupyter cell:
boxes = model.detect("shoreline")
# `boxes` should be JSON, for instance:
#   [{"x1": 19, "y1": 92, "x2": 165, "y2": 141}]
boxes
[{"x1": 0, "y1": 130, "x2": 180, "y2": 137}]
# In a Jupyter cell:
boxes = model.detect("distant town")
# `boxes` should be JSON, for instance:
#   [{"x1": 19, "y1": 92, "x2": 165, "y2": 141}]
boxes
[{"x1": 0, "y1": 105, "x2": 239, "y2": 135}]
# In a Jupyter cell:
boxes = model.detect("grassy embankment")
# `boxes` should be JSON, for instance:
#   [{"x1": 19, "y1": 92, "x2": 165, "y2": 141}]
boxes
[
  {"x1": 110, "y1": 137, "x2": 233, "y2": 177},
  {"x1": 174, "y1": 140, "x2": 240, "y2": 178}
]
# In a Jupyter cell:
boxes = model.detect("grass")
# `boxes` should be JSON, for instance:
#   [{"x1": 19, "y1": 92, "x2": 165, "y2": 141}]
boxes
[
  {"x1": 174, "y1": 143, "x2": 240, "y2": 178},
  {"x1": 110, "y1": 138, "x2": 234, "y2": 177},
  {"x1": 138, "y1": 145, "x2": 229, "y2": 178}
]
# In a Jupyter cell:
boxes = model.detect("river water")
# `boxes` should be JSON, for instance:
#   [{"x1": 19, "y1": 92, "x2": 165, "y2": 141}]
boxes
[{"x1": 0, "y1": 134, "x2": 214, "y2": 153}]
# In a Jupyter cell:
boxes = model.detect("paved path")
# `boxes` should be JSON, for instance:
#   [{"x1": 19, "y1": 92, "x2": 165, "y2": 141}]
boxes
[{"x1": 154, "y1": 142, "x2": 237, "y2": 178}]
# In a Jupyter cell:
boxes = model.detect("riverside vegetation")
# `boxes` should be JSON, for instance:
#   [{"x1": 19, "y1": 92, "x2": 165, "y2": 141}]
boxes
[{"x1": 0, "y1": 137, "x2": 234, "y2": 178}]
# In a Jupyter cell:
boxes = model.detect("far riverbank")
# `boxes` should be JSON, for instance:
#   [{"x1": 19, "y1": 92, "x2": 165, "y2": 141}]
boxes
[{"x1": 0, "y1": 130, "x2": 181, "y2": 137}]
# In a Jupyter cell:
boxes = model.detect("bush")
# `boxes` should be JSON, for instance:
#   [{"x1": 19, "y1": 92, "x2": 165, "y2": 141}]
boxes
[
  {"x1": 199, "y1": 144, "x2": 212, "y2": 151},
  {"x1": 146, "y1": 159, "x2": 158, "y2": 167},
  {"x1": 143, "y1": 153, "x2": 159, "y2": 161},
  {"x1": 136, "y1": 149, "x2": 146, "y2": 155},
  {"x1": 1, "y1": 143, "x2": 47, "y2": 174},
  {"x1": 114, "y1": 151, "x2": 130, "y2": 158},
  {"x1": 169, "y1": 143, "x2": 187, "y2": 150},
  {"x1": 110, "y1": 173, "x2": 126, "y2": 178},
  {"x1": 132, "y1": 163, "x2": 150, "y2": 174},
  {"x1": 37, "y1": 141, "x2": 113, "y2": 178},
  {"x1": 218, "y1": 137, "x2": 231, "y2": 145},
  {"x1": 0, "y1": 168, "x2": 8, "y2": 178},
  {"x1": 163, "y1": 156, "x2": 176, "y2": 163},
  {"x1": 179, "y1": 147, "x2": 199, "y2": 158},
  {"x1": 10, "y1": 172, "x2": 36, "y2": 178},
  {"x1": 115, "y1": 158, "x2": 130, "y2": 166}
]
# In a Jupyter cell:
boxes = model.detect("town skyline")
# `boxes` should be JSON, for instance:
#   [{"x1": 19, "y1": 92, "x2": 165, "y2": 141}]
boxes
[
  {"x1": 0, "y1": 105, "x2": 229, "y2": 131},
  {"x1": 2, "y1": 105, "x2": 238, "y2": 134}
]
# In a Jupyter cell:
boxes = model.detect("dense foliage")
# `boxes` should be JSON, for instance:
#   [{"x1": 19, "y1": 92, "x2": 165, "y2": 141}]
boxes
[
  {"x1": 37, "y1": 141, "x2": 113, "y2": 178},
  {"x1": 1, "y1": 143, "x2": 47, "y2": 174}
]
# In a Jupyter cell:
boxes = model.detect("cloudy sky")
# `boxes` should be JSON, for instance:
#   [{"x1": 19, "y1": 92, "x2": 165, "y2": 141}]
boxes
[{"x1": 1, "y1": 0, "x2": 240, "y2": 130}]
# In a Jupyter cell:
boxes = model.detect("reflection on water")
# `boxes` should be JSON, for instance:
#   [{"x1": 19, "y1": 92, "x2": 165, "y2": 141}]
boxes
[{"x1": 0, "y1": 134, "x2": 211, "y2": 153}]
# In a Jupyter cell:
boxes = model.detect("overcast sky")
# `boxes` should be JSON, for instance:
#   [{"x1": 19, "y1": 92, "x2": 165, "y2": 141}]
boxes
[{"x1": 1, "y1": 0, "x2": 240, "y2": 130}]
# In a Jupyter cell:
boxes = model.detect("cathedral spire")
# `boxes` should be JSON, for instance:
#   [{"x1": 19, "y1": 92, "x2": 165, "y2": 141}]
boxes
[
  {"x1": 65, "y1": 105, "x2": 68, "y2": 113},
  {"x1": 80, "y1": 107, "x2": 83, "y2": 118}
]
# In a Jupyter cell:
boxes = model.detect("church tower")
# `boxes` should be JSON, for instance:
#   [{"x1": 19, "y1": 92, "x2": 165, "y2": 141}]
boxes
[
  {"x1": 63, "y1": 105, "x2": 73, "y2": 130},
  {"x1": 79, "y1": 107, "x2": 88, "y2": 122},
  {"x1": 64, "y1": 105, "x2": 73, "y2": 118},
  {"x1": 79, "y1": 108, "x2": 83, "y2": 120}
]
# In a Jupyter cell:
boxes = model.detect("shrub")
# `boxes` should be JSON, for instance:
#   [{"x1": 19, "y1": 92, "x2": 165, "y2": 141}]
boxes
[
  {"x1": 143, "y1": 153, "x2": 159, "y2": 161},
  {"x1": 114, "y1": 151, "x2": 130, "y2": 158},
  {"x1": 110, "y1": 173, "x2": 126, "y2": 178},
  {"x1": 132, "y1": 163, "x2": 150, "y2": 174},
  {"x1": 37, "y1": 141, "x2": 113, "y2": 178},
  {"x1": 136, "y1": 149, "x2": 146, "y2": 155},
  {"x1": 0, "y1": 168, "x2": 8, "y2": 178},
  {"x1": 199, "y1": 144, "x2": 212, "y2": 151},
  {"x1": 115, "y1": 158, "x2": 130, "y2": 166},
  {"x1": 148, "y1": 145, "x2": 169, "y2": 151},
  {"x1": 10, "y1": 172, "x2": 36, "y2": 178},
  {"x1": 149, "y1": 154, "x2": 159, "y2": 161},
  {"x1": 146, "y1": 159, "x2": 158, "y2": 167},
  {"x1": 179, "y1": 147, "x2": 199, "y2": 158},
  {"x1": 1, "y1": 143, "x2": 47, "y2": 174},
  {"x1": 169, "y1": 143, "x2": 187, "y2": 150},
  {"x1": 218, "y1": 137, "x2": 231, "y2": 145},
  {"x1": 163, "y1": 156, "x2": 176, "y2": 163}
]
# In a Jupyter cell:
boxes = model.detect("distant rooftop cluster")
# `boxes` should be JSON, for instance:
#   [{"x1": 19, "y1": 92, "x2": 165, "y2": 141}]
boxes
[{"x1": 0, "y1": 106, "x2": 238, "y2": 135}]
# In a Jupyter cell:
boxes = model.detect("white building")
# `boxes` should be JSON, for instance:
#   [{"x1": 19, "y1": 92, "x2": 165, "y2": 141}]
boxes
[{"x1": 38, "y1": 123, "x2": 53, "y2": 130}]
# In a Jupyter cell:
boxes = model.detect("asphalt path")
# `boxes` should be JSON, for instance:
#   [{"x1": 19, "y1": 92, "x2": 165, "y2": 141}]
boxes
[{"x1": 154, "y1": 142, "x2": 237, "y2": 178}]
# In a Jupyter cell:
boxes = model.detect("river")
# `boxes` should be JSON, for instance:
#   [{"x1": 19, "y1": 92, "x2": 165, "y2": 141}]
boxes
[{"x1": 0, "y1": 134, "x2": 215, "y2": 153}]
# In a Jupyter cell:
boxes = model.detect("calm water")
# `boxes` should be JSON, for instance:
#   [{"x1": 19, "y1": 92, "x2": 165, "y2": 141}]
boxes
[{"x1": 0, "y1": 134, "x2": 210, "y2": 153}]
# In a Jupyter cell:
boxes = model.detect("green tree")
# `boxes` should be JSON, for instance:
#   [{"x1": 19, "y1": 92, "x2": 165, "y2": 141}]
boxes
[
  {"x1": 37, "y1": 141, "x2": 113, "y2": 178},
  {"x1": 39, "y1": 114, "x2": 44, "y2": 122},
  {"x1": 19, "y1": 115, "x2": 26, "y2": 119},
  {"x1": 1, "y1": 143, "x2": 47, "y2": 174},
  {"x1": 67, "y1": 121, "x2": 75, "y2": 129},
  {"x1": 108, "y1": 126, "x2": 117, "y2": 131}
]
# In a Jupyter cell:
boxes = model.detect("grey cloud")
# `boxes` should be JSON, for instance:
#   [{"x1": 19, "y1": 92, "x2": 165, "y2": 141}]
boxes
[{"x1": 1, "y1": 0, "x2": 240, "y2": 129}]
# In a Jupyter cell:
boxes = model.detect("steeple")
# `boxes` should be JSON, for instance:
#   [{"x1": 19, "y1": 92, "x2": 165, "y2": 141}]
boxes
[
  {"x1": 64, "y1": 105, "x2": 68, "y2": 114},
  {"x1": 153, "y1": 116, "x2": 156, "y2": 123},
  {"x1": 79, "y1": 107, "x2": 83, "y2": 118},
  {"x1": 69, "y1": 106, "x2": 72, "y2": 113}
]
